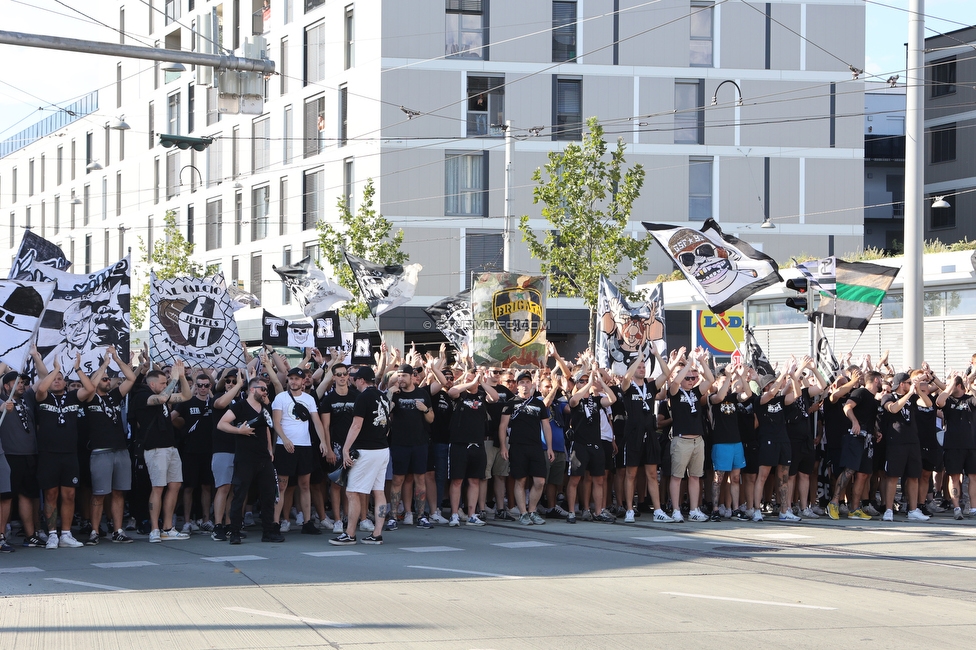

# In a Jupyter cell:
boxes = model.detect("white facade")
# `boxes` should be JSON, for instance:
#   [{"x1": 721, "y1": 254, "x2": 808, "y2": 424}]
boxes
[{"x1": 0, "y1": 0, "x2": 866, "y2": 346}]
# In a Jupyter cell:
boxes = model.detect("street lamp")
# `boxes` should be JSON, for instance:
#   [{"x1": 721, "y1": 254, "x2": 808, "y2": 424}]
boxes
[
  {"x1": 179, "y1": 165, "x2": 204, "y2": 192},
  {"x1": 711, "y1": 79, "x2": 743, "y2": 147},
  {"x1": 931, "y1": 196, "x2": 951, "y2": 209}
]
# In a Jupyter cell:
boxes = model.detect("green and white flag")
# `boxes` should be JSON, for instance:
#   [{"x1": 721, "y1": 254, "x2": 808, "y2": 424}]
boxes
[{"x1": 813, "y1": 260, "x2": 898, "y2": 331}]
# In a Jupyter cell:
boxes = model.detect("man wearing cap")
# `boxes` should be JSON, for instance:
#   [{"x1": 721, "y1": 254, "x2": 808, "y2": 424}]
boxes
[
  {"x1": 330, "y1": 366, "x2": 390, "y2": 545},
  {"x1": 499, "y1": 372, "x2": 554, "y2": 525},
  {"x1": 172, "y1": 373, "x2": 216, "y2": 535},
  {"x1": 0, "y1": 369, "x2": 44, "y2": 548},
  {"x1": 271, "y1": 367, "x2": 328, "y2": 535},
  {"x1": 387, "y1": 363, "x2": 435, "y2": 530},
  {"x1": 880, "y1": 371, "x2": 931, "y2": 522}
]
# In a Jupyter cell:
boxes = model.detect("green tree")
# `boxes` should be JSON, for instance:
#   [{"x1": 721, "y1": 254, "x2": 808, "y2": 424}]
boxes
[
  {"x1": 519, "y1": 117, "x2": 650, "y2": 348},
  {"x1": 131, "y1": 210, "x2": 214, "y2": 329},
  {"x1": 317, "y1": 179, "x2": 408, "y2": 330}
]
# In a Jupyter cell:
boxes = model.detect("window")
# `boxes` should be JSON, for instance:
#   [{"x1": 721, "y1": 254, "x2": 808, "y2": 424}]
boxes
[
  {"x1": 464, "y1": 231, "x2": 503, "y2": 288},
  {"x1": 338, "y1": 85, "x2": 348, "y2": 147},
  {"x1": 344, "y1": 5, "x2": 354, "y2": 69},
  {"x1": 932, "y1": 57, "x2": 956, "y2": 97},
  {"x1": 304, "y1": 95, "x2": 325, "y2": 158},
  {"x1": 57, "y1": 146, "x2": 63, "y2": 185},
  {"x1": 40, "y1": 202, "x2": 45, "y2": 236},
  {"x1": 71, "y1": 139, "x2": 76, "y2": 181},
  {"x1": 188, "y1": 84, "x2": 195, "y2": 133},
  {"x1": 280, "y1": 37, "x2": 289, "y2": 95},
  {"x1": 207, "y1": 135, "x2": 223, "y2": 187},
  {"x1": 445, "y1": 151, "x2": 485, "y2": 216},
  {"x1": 446, "y1": 0, "x2": 484, "y2": 59},
  {"x1": 343, "y1": 158, "x2": 354, "y2": 212},
  {"x1": 552, "y1": 1, "x2": 577, "y2": 62},
  {"x1": 674, "y1": 80, "x2": 704, "y2": 144},
  {"x1": 186, "y1": 205, "x2": 194, "y2": 244},
  {"x1": 148, "y1": 101, "x2": 155, "y2": 148},
  {"x1": 690, "y1": 2, "x2": 714, "y2": 67},
  {"x1": 116, "y1": 172, "x2": 122, "y2": 216},
  {"x1": 282, "y1": 247, "x2": 292, "y2": 304},
  {"x1": 101, "y1": 176, "x2": 108, "y2": 221},
  {"x1": 117, "y1": 63, "x2": 123, "y2": 108},
  {"x1": 689, "y1": 157, "x2": 713, "y2": 221},
  {"x1": 284, "y1": 0, "x2": 293, "y2": 22},
  {"x1": 8, "y1": 213, "x2": 13, "y2": 247},
  {"x1": 887, "y1": 174, "x2": 904, "y2": 217},
  {"x1": 104, "y1": 229, "x2": 110, "y2": 265},
  {"x1": 85, "y1": 234, "x2": 92, "y2": 274},
  {"x1": 207, "y1": 87, "x2": 220, "y2": 126},
  {"x1": 206, "y1": 198, "x2": 223, "y2": 250},
  {"x1": 553, "y1": 78, "x2": 582, "y2": 140},
  {"x1": 283, "y1": 105, "x2": 293, "y2": 164},
  {"x1": 10, "y1": 168, "x2": 15, "y2": 203},
  {"x1": 279, "y1": 176, "x2": 289, "y2": 235},
  {"x1": 251, "y1": 253, "x2": 263, "y2": 303},
  {"x1": 104, "y1": 126, "x2": 111, "y2": 167},
  {"x1": 54, "y1": 195, "x2": 60, "y2": 235},
  {"x1": 234, "y1": 190, "x2": 243, "y2": 244},
  {"x1": 154, "y1": 157, "x2": 160, "y2": 204},
  {"x1": 303, "y1": 241, "x2": 321, "y2": 263},
  {"x1": 931, "y1": 195, "x2": 955, "y2": 230},
  {"x1": 28, "y1": 159, "x2": 34, "y2": 197},
  {"x1": 84, "y1": 184, "x2": 90, "y2": 225},
  {"x1": 467, "y1": 75, "x2": 504, "y2": 137},
  {"x1": 118, "y1": 223, "x2": 125, "y2": 259},
  {"x1": 167, "y1": 92, "x2": 181, "y2": 135},
  {"x1": 304, "y1": 21, "x2": 325, "y2": 85},
  {"x1": 231, "y1": 257, "x2": 240, "y2": 287},
  {"x1": 166, "y1": 150, "x2": 180, "y2": 199},
  {"x1": 231, "y1": 126, "x2": 240, "y2": 179},
  {"x1": 165, "y1": 0, "x2": 180, "y2": 25},
  {"x1": 86, "y1": 132, "x2": 93, "y2": 174},
  {"x1": 306, "y1": 0, "x2": 325, "y2": 12},
  {"x1": 303, "y1": 168, "x2": 323, "y2": 230},
  {"x1": 931, "y1": 124, "x2": 956, "y2": 163},
  {"x1": 70, "y1": 192, "x2": 77, "y2": 229},
  {"x1": 120, "y1": 128, "x2": 125, "y2": 161},
  {"x1": 252, "y1": 116, "x2": 270, "y2": 172},
  {"x1": 40, "y1": 155, "x2": 45, "y2": 193},
  {"x1": 252, "y1": 185, "x2": 270, "y2": 240}
]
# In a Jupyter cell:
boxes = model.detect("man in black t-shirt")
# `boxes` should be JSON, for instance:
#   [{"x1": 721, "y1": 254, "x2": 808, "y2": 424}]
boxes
[
  {"x1": 667, "y1": 350, "x2": 715, "y2": 523},
  {"x1": 751, "y1": 368, "x2": 799, "y2": 523},
  {"x1": 387, "y1": 364, "x2": 434, "y2": 530},
  {"x1": 880, "y1": 372, "x2": 930, "y2": 522},
  {"x1": 499, "y1": 372, "x2": 554, "y2": 525},
  {"x1": 209, "y1": 370, "x2": 246, "y2": 541},
  {"x1": 83, "y1": 347, "x2": 138, "y2": 545},
  {"x1": 483, "y1": 369, "x2": 515, "y2": 521},
  {"x1": 172, "y1": 373, "x2": 216, "y2": 536},
  {"x1": 937, "y1": 372, "x2": 976, "y2": 519},
  {"x1": 444, "y1": 368, "x2": 499, "y2": 527},
  {"x1": 567, "y1": 364, "x2": 617, "y2": 524},
  {"x1": 217, "y1": 377, "x2": 282, "y2": 544},
  {"x1": 330, "y1": 366, "x2": 391, "y2": 546},
  {"x1": 426, "y1": 362, "x2": 455, "y2": 524},
  {"x1": 319, "y1": 363, "x2": 358, "y2": 534}
]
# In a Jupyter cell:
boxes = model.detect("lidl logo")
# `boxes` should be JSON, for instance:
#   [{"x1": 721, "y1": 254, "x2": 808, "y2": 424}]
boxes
[{"x1": 696, "y1": 309, "x2": 744, "y2": 355}]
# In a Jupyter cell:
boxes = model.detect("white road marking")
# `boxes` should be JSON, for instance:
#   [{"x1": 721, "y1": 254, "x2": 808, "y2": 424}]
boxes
[
  {"x1": 92, "y1": 561, "x2": 158, "y2": 569},
  {"x1": 401, "y1": 546, "x2": 463, "y2": 553},
  {"x1": 0, "y1": 566, "x2": 44, "y2": 574},
  {"x1": 303, "y1": 551, "x2": 364, "y2": 557},
  {"x1": 491, "y1": 541, "x2": 555, "y2": 549},
  {"x1": 864, "y1": 530, "x2": 914, "y2": 536},
  {"x1": 407, "y1": 565, "x2": 522, "y2": 579},
  {"x1": 224, "y1": 607, "x2": 352, "y2": 628},
  {"x1": 45, "y1": 578, "x2": 132, "y2": 592},
  {"x1": 202, "y1": 555, "x2": 267, "y2": 562},
  {"x1": 746, "y1": 533, "x2": 812, "y2": 540},
  {"x1": 632, "y1": 536, "x2": 693, "y2": 544},
  {"x1": 661, "y1": 592, "x2": 836, "y2": 610}
]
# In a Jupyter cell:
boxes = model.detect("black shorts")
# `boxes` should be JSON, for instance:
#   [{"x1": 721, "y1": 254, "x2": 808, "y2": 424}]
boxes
[
  {"x1": 508, "y1": 444, "x2": 547, "y2": 480},
  {"x1": 757, "y1": 437, "x2": 792, "y2": 469},
  {"x1": 322, "y1": 441, "x2": 343, "y2": 474},
  {"x1": 920, "y1": 443, "x2": 944, "y2": 472},
  {"x1": 873, "y1": 437, "x2": 887, "y2": 473},
  {"x1": 38, "y1": 452, "x2": 80, "y2": 490},
  {"x1": 448, "y1": 442, "x2": 486, "y2": 481},
  {"x1": 788, "y1": 435, "x2": 815, "y2": 476},
  {"x1": 826, "y1": 444, "x2": 842, "y2": 476},
  {"x1": 6, "y1": 454, "x2": 39, "y2": 498},
  {"x1": 181, "y1": 451, "x2": 215, "y2": 489},
  {"x1": 273, "y1": 445, "x2": 317, "y2": 478},
  {"x1": 620, "y1": 434, "x2": 645, "y2": 468},
  {"x1": 601, "y1": 440, "x2": 615, "y2": 474},
  {"x1": 885, "y1": 443, "x2": 922, "y2": 479},
  {"x1": 943, "y1": 448, "x2": 976, "y2": 476},
  {"x1": 742, "y1": 441, "x2": 760, "y2": 474},
  {"x1": 569, "y1": 442, "x2": 605, "y2": 478},
  {"x1": 77, "y1": 451, "x2": 92, "y2": 487},
  {"x1": 391, "y1": 444, "x2": 428, "y2": 476}
]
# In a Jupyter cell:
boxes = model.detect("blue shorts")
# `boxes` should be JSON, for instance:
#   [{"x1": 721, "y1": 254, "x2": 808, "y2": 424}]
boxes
[{"x1": 711, "y1": 442, "x2": 746, "y2": 472}]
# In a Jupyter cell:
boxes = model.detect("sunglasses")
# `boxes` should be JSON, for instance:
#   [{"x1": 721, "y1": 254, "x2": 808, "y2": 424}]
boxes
[
  {"x1": 196, "y1": 383, "x2": 211, "y2": 388},
  {"x1": 685, "y1": 376, "x2": 699, "y2": 381},
  {"x1": 253, "y1": 386, "x2": 268, "y2": 392},
  {"x1": 678, "y1": 244, "x2": 717, "y2": 267},
  {"x1": 333, "y1": 372, "x2": 348, "y2": 377},
  {"x1": 489, "y1": 370, "x2": 503, "y2": 375}
]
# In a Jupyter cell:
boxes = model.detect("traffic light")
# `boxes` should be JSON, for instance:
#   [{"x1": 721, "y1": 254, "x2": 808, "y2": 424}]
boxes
[
  {"x1": 158, "y1": 134, "x2": 214, "y2": 151},
  {"x1": 785, "y1": 277, "x2": 808, "y2": 312}
]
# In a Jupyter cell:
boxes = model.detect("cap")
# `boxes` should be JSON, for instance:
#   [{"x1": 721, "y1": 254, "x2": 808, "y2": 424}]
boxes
[
  {"x1": 757, "y1": 374, "x2": 776, "y2": 390},
  {"x1": 287, "y1": 367, "x2": 306, "y2": 378},
  {"x1": 516, "y1": 371, "x2": 533, "y2": 383},
  {"x1": 349, "y1": 366, "x2": 376, "y2": 382},
  {"x1": 893, "y1": 372, "x2": 911, "y2": 385},
  {"x1": 397, "y1": 363, "x2": 415, "y2": 374},
  {"x1": 2, "y1": 371, "x2": 25, "y2": 386}
]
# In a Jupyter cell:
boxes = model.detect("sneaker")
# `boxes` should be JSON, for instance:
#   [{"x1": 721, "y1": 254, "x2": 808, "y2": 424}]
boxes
[
  {"x1": 36, "y1": 530, "x2": 49, "y2": 542},
  {"x1": 59, "y1": 532, "x2": 84, "y2": 548},
  {"x1": 111, "y1": 530, "x2": 134, "y2": 543},
  {"x1": 862, "y1": 504, "x2": 881, "y2": 517},
  {"x1": 927, "y1": 501, "x2": 946, "y2": 514},
  {"x1": 384, "y1": 519, "x2": 399, "y2": 532},
  {"x1": 752, "y1": 510, "x2": 764, "y2": 522},
  {"x1": 430, "y1": 512, "x2": 450, "y2": 525},
  {"x1": 529, "y1": 512, "x2": 546, "y2": 525},
  {"x1": 229, "y1": 531, "x2": 242, "y2": 545},
  {"x1": 839, "y1": 503, "x2": 850, "y2": 516},
  {"x1": 124, "y1": 518, "x2": 137, "y2": 532},
  {"x1": 732, "y1": 509, "x2": 751, "y2": 521},
  {"x1": 954, "y1": 507, "x2": 964, "y2": 520},
  {"x1": 653, "y1": 509, "x2": 674, "y2": 523},
  {"x1": 827, "y1": 503, "x2": 840, "y2": 520},
  {"x1": 449, "y1": 514, "x2": 460, "y2": 527},
  {"x1": 907, "y1": 508, "x2": 930, "y2": 522},
  {"x1": 717, "y1": 504, "x2": 729, "y2": 519},
  {"x1": 494, "y1": 509, "x2": 515, "y2": 521},
  {"x1": 23, "y1": 534, "x2": 45, "y2": 548},
  {"x1": 199, "y1": 520, "x2": 215, "y2": 533},
  {"x1": 709, "y1": 510, "x2": 722, "y2": 522},
  {"x1": 243, "y1": 512, "x2": 255, "y2": 527},
  {"x1": 329, "y1": 533, "x2": 357, "y2": 546},
  {"x1": 211, "y1": 525, "x2": 228, "y2": 541},
  {"x1": 811, "y1": 504, "x2": 826, "y2": 516},
  {"x1": 671, "y1": 510, "x2": 685, "y2": 523},
  {"x1": 742, "y1": 507, "x2": 756, "y2": 518},
  {"x1": 78, "y1": 520, "x2": 93, "y2": 537},
  {"x1": 580, "y1": 509, "x2": 594, "y2": 522},
  {"x1": 466, "y1": 514, "x2": 486, "y2": 527},
  {"x1": 295, "y1": 512, "x2": 305, "y2": 526},
  {"x1": 180, "y1": 523, "x2": 193, "y2": 535},
  {"x1": 801, "y1": 507, "x2": 820, "y2": 519},
  {"x1": 918, "y1": 504, "x2": 934, "y2": 517},
  {"x1": 458, "y1": 512, "x2": 469, "y2": 522},
  {"x1": 0, "y1": 537, "x2": 14, "y2": 553},
  {"x1": 779, "y1": 510, "x2": 802, "y2": 522},
  {"x1": 688, "y1": 509, "x2": 709, "y2": 522},
  {"x1": 968, "y1": 508, "x2": 976, "y2": 518},
  {"x1": 301, "y1": 521, "x2": 321, "y2": 535},
  {"x1": 518, "y1": 513, "x2": 533, "y2": 525},
  {"x1": 361, "y1": 534, "x2": 384, "y2": 545},
  {"x1": 359, "y1": 519, "x2": 375, "y2": 532},
  {"x1": 261, "y1": 531, "x2": 286, "y2": 542},
  {"x1": 595, "y1": 509, "x2": 616, "y2": 523},
  {"x1": 882, "y1": 509, "x2": 894, "y2": 522},
  {"x1": 848, "y1": 508, "x2": 872, "y2": 520},
  {"x1": 417, "y1": 516, "x2": 433, "y2": 529},
  {"x1": 624, "y1": 510, "x2": 636, "y2": 523},
  {"x1": 478, "y1": 510, "x2": 489, "y2": 522},
  {"x1": 159, "y1": 528, "x2": 188, "y2": 541},
  {"x1": 85, "y1": 530, "x2": 99, "y2": 546},
  {"x1": 403, "y1": 513, "x2": 414, "y2": 526},
  {"x1": 553, "y1": 505, "x2": 571, "y2": 519},
  {"x1": 45, "y1": 532, "x2": 59, "y2": 549},
  {"x1": 279, "y1": 520, "x2": 291, "y2": 533}
]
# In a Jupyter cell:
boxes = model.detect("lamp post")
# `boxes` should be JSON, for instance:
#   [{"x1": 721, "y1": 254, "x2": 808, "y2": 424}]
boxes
[
  {"x1": 712, "y1": 79, "x2": 743, "y2": 147},
  {"x1": 179, "y1": 165, "x2": 204, "y2": 193},
  {"x1": 903, "y1": 0, "x2": 924, "y2": 368}
]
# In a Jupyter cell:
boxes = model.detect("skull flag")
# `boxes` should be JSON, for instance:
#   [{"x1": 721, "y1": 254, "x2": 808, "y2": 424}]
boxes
[
  {"x1": 261, "y1": 310, "x2": 341, "y2": 349},
  {"x1": 9, "y1": 231, "x2": 72, "y2": 280},
  {"x1": 643, "y1": 219, "x2": 782, "y2": 314},
  {"x1": 423, "y1": 291, "x2": 471, "y2": 352}
]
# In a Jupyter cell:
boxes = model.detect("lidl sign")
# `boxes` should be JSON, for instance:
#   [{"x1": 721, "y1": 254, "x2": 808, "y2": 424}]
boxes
[{"x1": 695, "y1": 309, "x2": 744, "y2": 356}]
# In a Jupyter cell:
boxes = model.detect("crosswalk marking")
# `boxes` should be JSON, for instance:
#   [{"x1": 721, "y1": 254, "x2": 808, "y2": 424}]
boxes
[
  {"x1": 303, "y1": 551, "x2": 364, "y2": 557},
  {"x1": 202, "y1": 555, "x2": 267, "y2": 562},
  {"x1": 492, "y1": 541, "x2": 555, "y2": 549},
  {"x1": 401, "y1": 546, "x2": 463, "y2": 553},
  {"x1": 0, "y1": 566, "x2": 44, "y2": 574},
  {"x1": 92, "y1": 561, "x2": 158, "y2": 569}
]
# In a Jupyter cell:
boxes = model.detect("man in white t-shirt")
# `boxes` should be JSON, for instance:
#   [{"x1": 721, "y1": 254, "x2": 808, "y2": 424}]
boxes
[{"x1": 272, "y1": 368, "x2": 328, "y2": 535}]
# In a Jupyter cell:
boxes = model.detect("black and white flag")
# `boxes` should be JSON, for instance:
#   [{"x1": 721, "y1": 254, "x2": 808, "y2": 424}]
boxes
[
  {"x1": 424, "y1": 291, "x2": 471, "y2": 352},
  {"x1": 351, "y1": 332, "x2": 373, "y2": 365},
  {"x1": 272, "y1": 256, "x2": 353, "y2": 317},
  {"x1": 344, "y1": 251, "x2": 421, "y2": 318},
  {"x1": 0, "y1": 280, "x2": 56, "y2": 372},
  {"x1": 26, "y1": 257, "x2": 130, "y2": 380},
  {"x1": 596, "y1": 276, "x2": 667, "y2": 377},
  {"x1": 262, "y1": 310, "x2": 341, "y2": 349},
  {"x1": 744, "y1": 325, "x2": 775, "y2": 377},
  {"x1": 150, "y1": 272, "x2": 248, "y2": 368},
  {"x1": 9, "y1": 231, "x2": 72, "y2": 281}
]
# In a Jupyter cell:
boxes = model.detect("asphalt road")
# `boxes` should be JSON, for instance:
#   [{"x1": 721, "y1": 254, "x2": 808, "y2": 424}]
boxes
[{"x1": 2, "y1": 512, "x2": 976, "y2": 648}]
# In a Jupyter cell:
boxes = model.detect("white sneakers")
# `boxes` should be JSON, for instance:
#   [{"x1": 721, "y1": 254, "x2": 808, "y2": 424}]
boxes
[
  {"x1": 359, "y1": 519, "x2": 375, "y2": 532},
  {"x1": 653, "y1": 509, "x2": 674, "y2": 523},
  {"x1": 333, "y1": 521, "x2": 344, "y2": 534},
  {"x1": 801, "y1": 507, "x2": 819, "y2": 519},
  {"x1": 45, "y1": 531, "x2": 83, "y2": 549},
  {"x1": 279, "y1": 519, "x2": 291, "y2": 533},
  {"x1": 624, "y1": 509, "x2": 636, "y2": 523},
  {"x1": 161, "y1": 528, "x2": 190, "y2": 540},
  {"x1": 430, "y1": 512, "x2": 450, "y2": 525},
  {"x1": 45, "y1": 532, "x2": 59, "y2": 549},
  {"x1": 688, "y1": 509, "x2": 709, "y2": 522},
  {"x1": 882, "y1": 509, "x2": 894, "y2": 521},
  {"x1": 906, "y1": 508, "x2": 930, "y2": 522},
  {"x1": 449, "y1": 513, "x2": 460, "y2": 527}
]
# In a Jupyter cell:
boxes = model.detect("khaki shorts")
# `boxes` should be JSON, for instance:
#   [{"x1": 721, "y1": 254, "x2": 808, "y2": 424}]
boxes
[
  {"x1": 670, "y1": 436, "x2": 705, "y2": 479},
  {"x1": 144, "y1": 447, "x2": 183, "y2": 487},
  {"x1": 484, "y1": 440, "x2": 510, "y2": 479}
]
